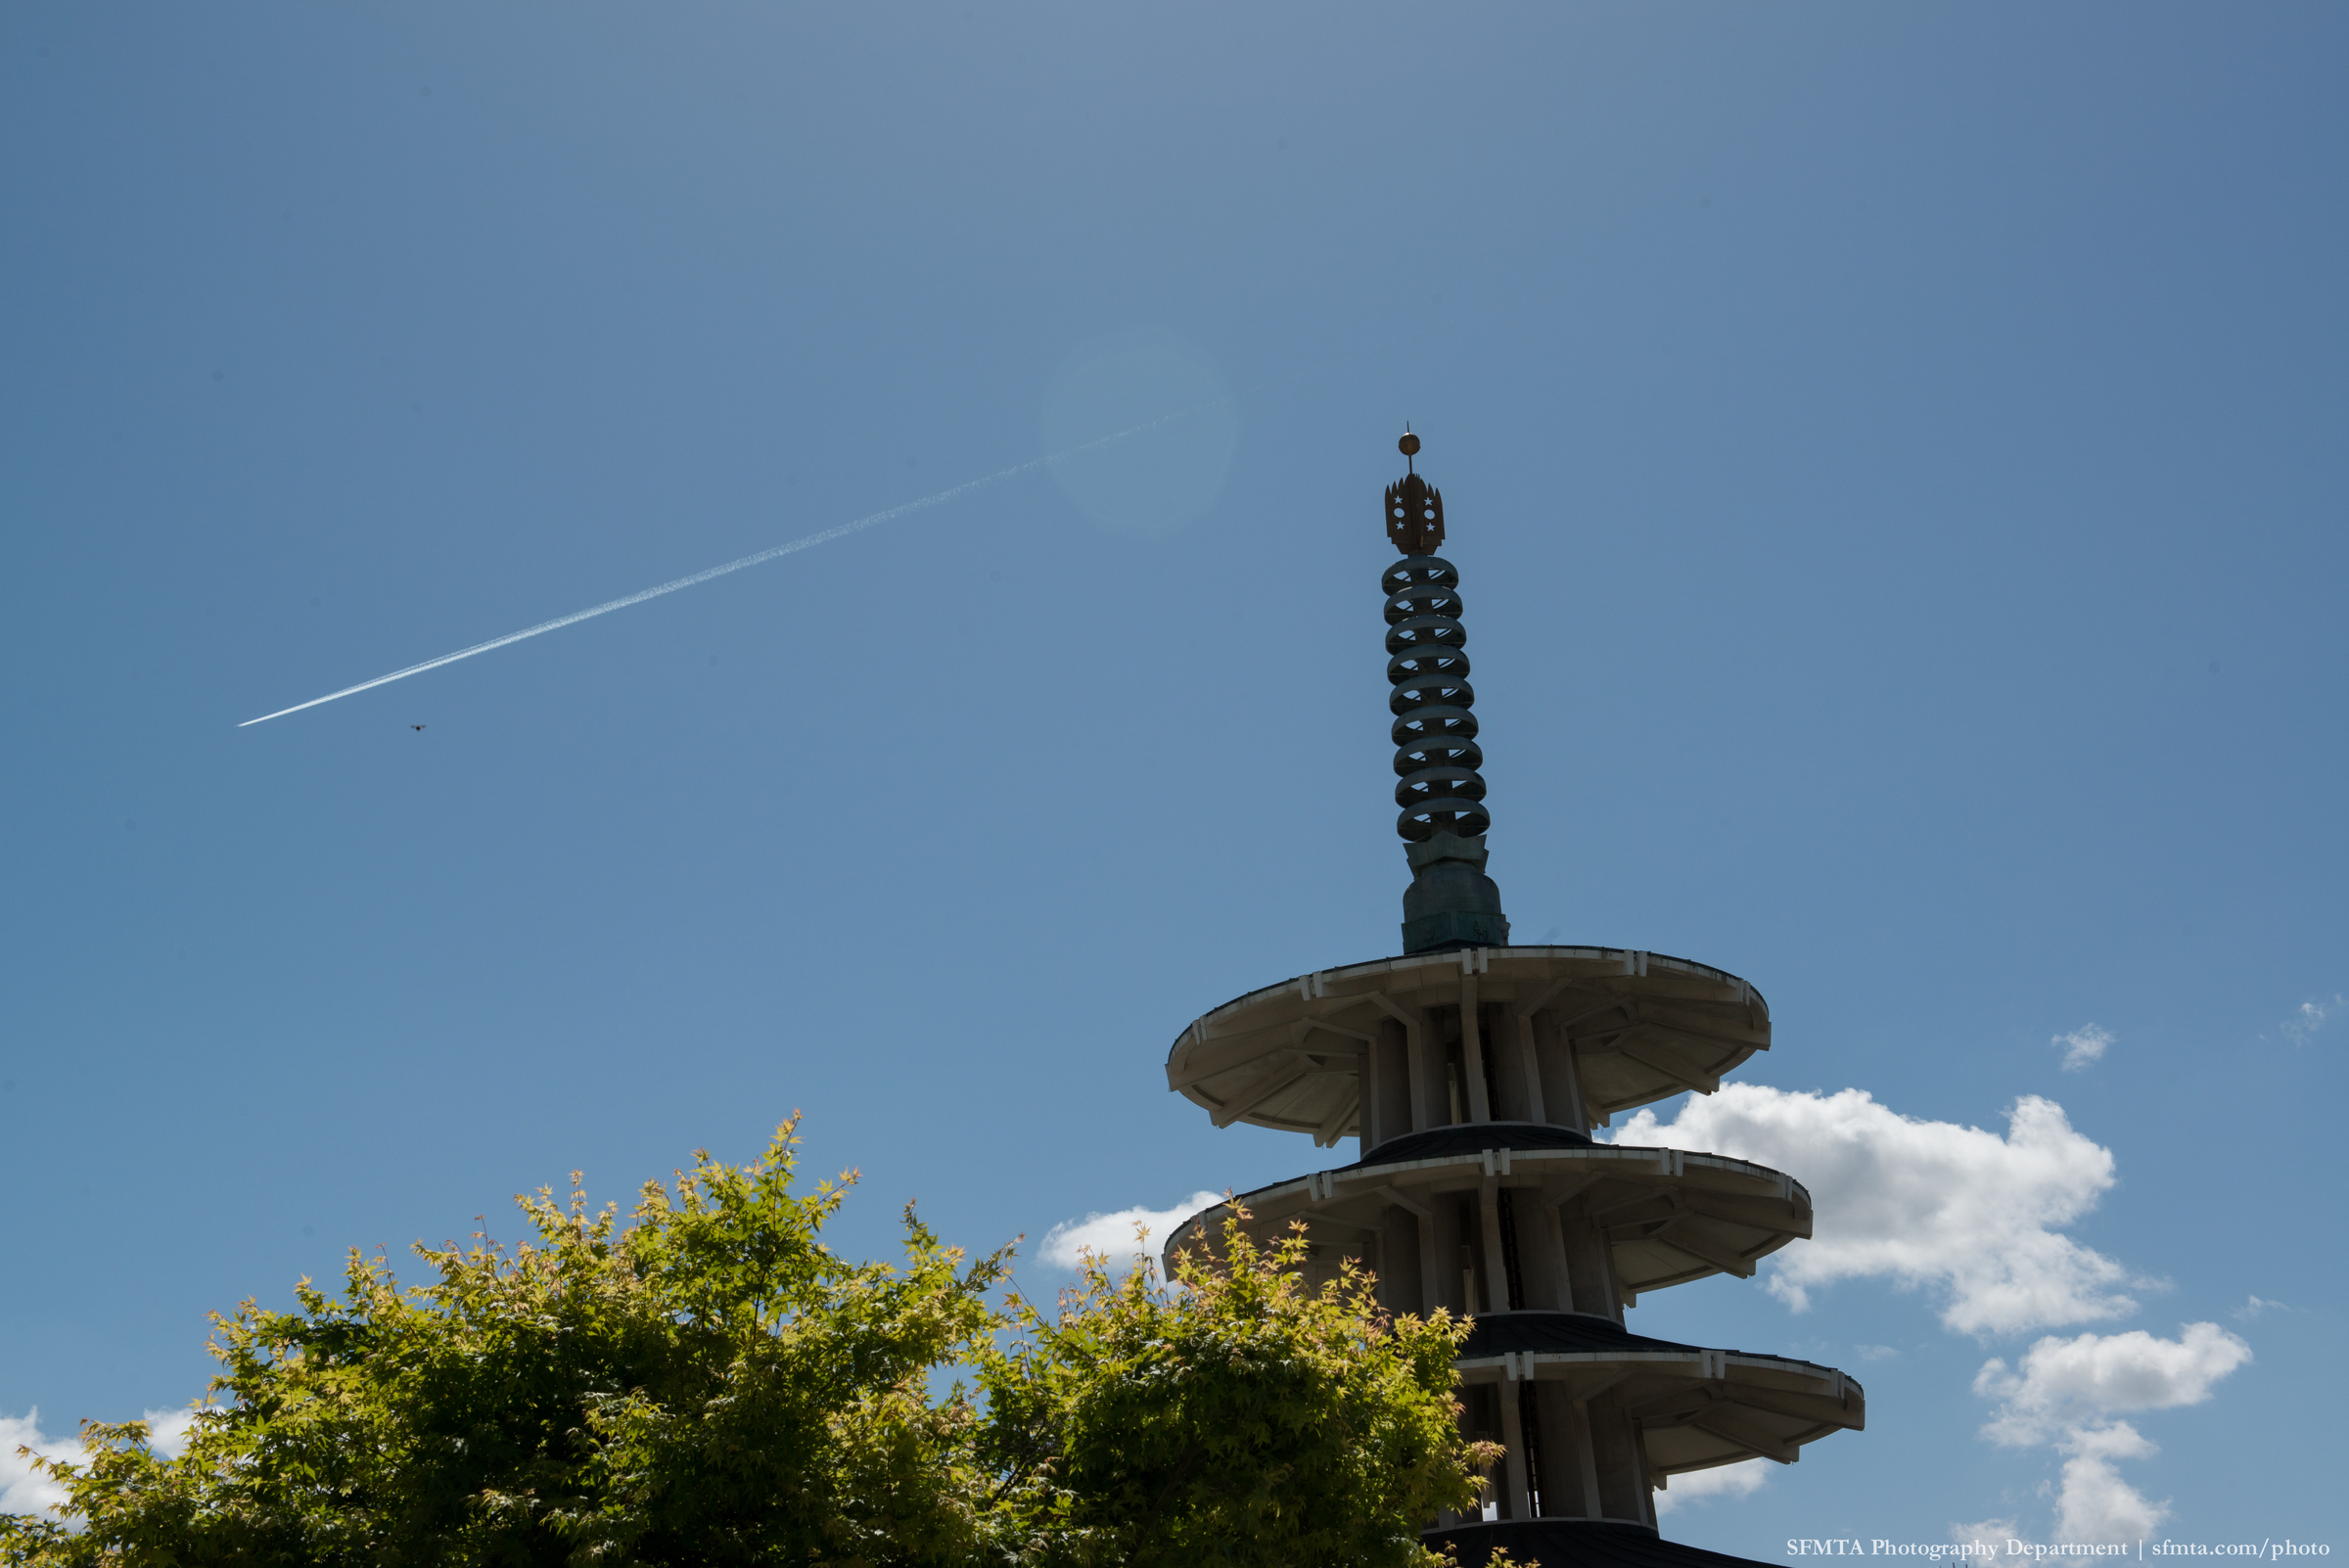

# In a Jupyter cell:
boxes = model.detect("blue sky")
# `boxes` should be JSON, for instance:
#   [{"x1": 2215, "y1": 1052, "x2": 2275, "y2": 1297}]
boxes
[{"x1": 2, "y1": 2, "x2": 2343, "y2": 1552}]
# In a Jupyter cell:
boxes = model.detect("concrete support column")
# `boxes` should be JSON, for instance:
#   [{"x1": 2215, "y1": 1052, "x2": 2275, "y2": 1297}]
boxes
[
  {"x1": 1556, "y1": 1199, "x2": 1623, "y2": 1322},
  {"x1": 1459, "y1": 1384, "x2": 1503, "y2": 1525},
  {"x1": 1371, "y1": 1019, "x2": 1410, "y2": 1148},
  {"x1": 1485, "y1": 1001, "x2": 1541, "y2": 1123},
  {"x1": 1459, "y1": 979, "x2": 1493, "y2": 1122},
  {"x1": 1507, "y1": 1009, "x2": 1548, "y2": 1124},
  {"x1": 1631, "y1": 1416, "x2": 1660, "y2": 1528},
  {"x1": 1518, "y1": 1185, "x2": 1573, "y2": 1311},
  {"x1": 1568, "y1": 1396, "x2": 1607, "y2": 1521},
  {"x1": 1535, "y1": 1382, "x2": 1591, "y2": 1517},
  {"x1": 1477, "y1": 1180, "x2": 1512, "y2": 1314},
  {"x1": 1414, "y1": 1006, "x2": 1451, "y2": 1129},
  {"x1": 1380, "y1": 1203, "x2": 1425, "y2": 1318},
  {"x1": 1429, "y1": 1192, "x2": 1469, "y2": 1316},
  {"x1": 1532, "y1": 1009, "x2": 1589, "y2": 1130},
  {"x1": 1416, "y1": 1210, "x2": 1443, "y2": 1319},
  {"x1": 1497, "y1": 1375, "x2": 1532, "y2": 1520},
  {"x1": 1587, "y1": 1388, "x2": 1647, "y2": 1523}
]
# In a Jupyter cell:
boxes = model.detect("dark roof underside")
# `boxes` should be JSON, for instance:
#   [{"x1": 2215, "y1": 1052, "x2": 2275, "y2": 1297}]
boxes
[
  {"x1": 1458, "y1": 1311, "x2": 1710, "y2": 1360},
  {"x1": 1427, "y1": 1520, "x2": 1769, "y2": 1568},
  {"x1": 1347, "y1": 1121, "x2": 1597, "y2": 1167}
]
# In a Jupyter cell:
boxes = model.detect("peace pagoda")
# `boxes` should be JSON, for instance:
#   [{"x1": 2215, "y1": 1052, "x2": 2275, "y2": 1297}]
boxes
[{"x1": 1160, "y1": 435, "x2": 1864, "y2": 1566}]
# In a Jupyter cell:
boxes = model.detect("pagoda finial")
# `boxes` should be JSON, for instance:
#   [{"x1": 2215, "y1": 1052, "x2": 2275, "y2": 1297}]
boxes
[{"x1": 1385, "y1": 430, "x2": 1444, "y2": 556}]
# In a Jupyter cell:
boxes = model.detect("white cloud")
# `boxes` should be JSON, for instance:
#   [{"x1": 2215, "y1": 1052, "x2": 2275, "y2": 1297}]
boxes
[
  {"x1": 139, "y1": 1407, "x2": 202, "y2": 1461},
  {"x1": 2233, "y1": 1295, "x2": 2287, "y2": 1322},
  {"x1": 1952, "y1": 1424, "x2": 2173, "y2": 1551},
  {"x1": 1618, "y1": 1084, "x2": 2251, "y2": 1545},
  {"x1": 0, "y1": 1408, "x2": 74, "y2": 1521},
  {"x1": 1965, "y1": 1324, "x2": 2249, "y2": 1544},
  {"x1": 2, "y1": 1406, "x2": 207, "y2": 1525},
  {"x1": 2052, "y1": 1025, "x2": 2113, "y2": 1073},
  {"x1": 1040, "y1": 1190, "x2": 1224, "y2": 1273},
  {"x1": 1654, "y1": 1457, "x2": 1769, "y2": 1514},
  {"x1": 1854, "y1": 1344, "x2": 1902, "y2": 1362},
  {"x1": 2050, "y1": 1422, "x2": 2167, "y2": 1543},
  {"x1": 2280, "y1": 995, "x2": 2342, "y2": 1046},
  {"x1": 1953, "y1": 1517, "x2": 2021, "y2": 1556},
  {"x1": 1973, "y1": 1323, "x2": 2251, "y2": 1447},
  {"x1": 1612, "y1": 1086, "x2": 2137, "y2": 1335}
]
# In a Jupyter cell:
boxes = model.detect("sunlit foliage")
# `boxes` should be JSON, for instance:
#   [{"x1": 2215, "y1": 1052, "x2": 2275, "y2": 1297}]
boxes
[{"x1": 3, "y1": 1122, "x2": 1496, "y2": 1567}]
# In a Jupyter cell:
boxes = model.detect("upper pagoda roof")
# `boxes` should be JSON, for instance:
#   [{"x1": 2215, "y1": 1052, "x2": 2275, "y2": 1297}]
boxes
[{"x1": 1167, "y1": 944, "x2": 1771, "y2": 1142}]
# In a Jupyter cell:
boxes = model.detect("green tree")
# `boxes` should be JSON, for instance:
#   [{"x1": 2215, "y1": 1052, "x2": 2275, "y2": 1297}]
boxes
[
  {"x1": 978, "y1": 1212, "x2": 1497, "y2": 1568},
  {"x1": 3, "y1": 1119, "x2": 1006, "y2": 1567},
  {"x1": 4, "y1": 1131, "x2": 1498, "y2": 1568}
]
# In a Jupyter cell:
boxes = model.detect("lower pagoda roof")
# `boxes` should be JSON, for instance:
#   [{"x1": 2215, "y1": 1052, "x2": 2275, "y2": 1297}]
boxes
[{"x1": 1452, "y1": 1312, "x2": 1865, "y2": 1476}]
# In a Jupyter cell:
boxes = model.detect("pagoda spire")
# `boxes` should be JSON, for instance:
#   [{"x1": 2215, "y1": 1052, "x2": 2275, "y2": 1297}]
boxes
[{"x1": 1383, "y1": 431, "x2": 1510, "y2": 953}]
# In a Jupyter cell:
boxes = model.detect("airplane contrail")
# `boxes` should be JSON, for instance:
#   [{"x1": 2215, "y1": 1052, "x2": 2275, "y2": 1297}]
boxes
[{"x1": 239, "y1": 409, "x2": 1200, "y2": 727}]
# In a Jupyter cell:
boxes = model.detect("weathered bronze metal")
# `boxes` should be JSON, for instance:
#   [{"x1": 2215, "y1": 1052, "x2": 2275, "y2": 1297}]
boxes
[
  {"x1": 1383, "y1": 434, "x2": 1509, "y2": 952},
  {"x1": 1385, "y1": 465, "x2": 1446, "y2": 556}
]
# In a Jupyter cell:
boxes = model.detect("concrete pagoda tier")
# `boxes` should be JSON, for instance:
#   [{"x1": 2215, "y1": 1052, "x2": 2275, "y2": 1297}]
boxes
[
  {"x1": 1169, "y1": 945, "x2": 1772, "y2": 1147},
  {"x1": 1157, "y1": 437, "x2": 1863, "y2": 1568},
  {"x1": 1161, "y1": 946, "x2": 1863, "y2": 1555}
]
